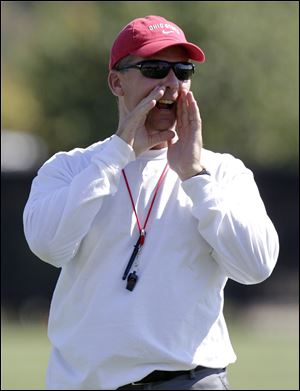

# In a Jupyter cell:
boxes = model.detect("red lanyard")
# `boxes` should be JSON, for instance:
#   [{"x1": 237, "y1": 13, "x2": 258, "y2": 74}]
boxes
[
  {"x1": 121, "y1": 162, "x2": 169, "y2": 286},
  {"x1": 122, "y1": 162, "x2": 169, "y2": 245}
]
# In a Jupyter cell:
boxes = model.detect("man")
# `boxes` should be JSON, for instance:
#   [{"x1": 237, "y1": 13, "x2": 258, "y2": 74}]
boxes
[{"x1": 23, "y1": 15, "x2": 279, "y2": 390}]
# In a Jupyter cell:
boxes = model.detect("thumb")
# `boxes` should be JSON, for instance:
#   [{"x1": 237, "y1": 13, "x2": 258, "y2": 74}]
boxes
[{"x1": 148, "y1": 130, "x2": 176, "y2": 149}]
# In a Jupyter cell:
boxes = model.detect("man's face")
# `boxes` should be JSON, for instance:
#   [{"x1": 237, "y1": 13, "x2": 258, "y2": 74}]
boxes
[{"x1": 117, "y1": 46, "x2": 191, "y2": 134}]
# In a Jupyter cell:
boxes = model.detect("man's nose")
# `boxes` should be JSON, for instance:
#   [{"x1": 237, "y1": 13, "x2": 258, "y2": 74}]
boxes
[{"x1": 163, "y1": 69, "x2": 181, "y2": 89}]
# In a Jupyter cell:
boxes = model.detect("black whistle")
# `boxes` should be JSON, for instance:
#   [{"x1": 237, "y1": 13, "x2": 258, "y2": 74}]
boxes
[
  {"x1": 126, "y1": 271, "x2": 138, "y2": 291},
  {"x1": 122, "y1": 236, "x2": 141, "y2": 280}
]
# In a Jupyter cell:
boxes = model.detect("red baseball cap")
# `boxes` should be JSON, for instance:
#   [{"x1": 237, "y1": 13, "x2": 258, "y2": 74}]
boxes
[{"x1": 109, "y1": 15, "x2": 205, "y2": 70}]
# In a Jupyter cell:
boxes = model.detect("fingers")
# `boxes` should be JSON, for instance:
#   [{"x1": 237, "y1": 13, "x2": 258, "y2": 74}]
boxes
[
  {"x1": 186, "y1": 91, "x2": 201, "y2": 125},
  {"x1": 128, "y1": 85, "x2": 166, "y2": 131},
  {"x1": 117, "y1": 86, "x2": 166, "y2": 144},
  {"x1": 136, "y1": 85, "x2": 166, "y2": 117},
  {"x1": 176, "y1": 89, "x2": 188, "y2": 137},
  {"x1": 176, "y1": 90, "x2": 201, "y2": 132}
]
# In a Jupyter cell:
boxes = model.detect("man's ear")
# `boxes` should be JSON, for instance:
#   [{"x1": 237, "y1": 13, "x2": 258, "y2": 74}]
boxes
[{"x1": 108, "y1": 71, "x2": 124, "y2": 97}]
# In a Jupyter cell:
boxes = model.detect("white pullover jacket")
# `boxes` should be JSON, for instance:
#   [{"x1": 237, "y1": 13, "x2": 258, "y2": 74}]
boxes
[{"x1": 23, "y1": 135, "x2": 279, "y2": 389}]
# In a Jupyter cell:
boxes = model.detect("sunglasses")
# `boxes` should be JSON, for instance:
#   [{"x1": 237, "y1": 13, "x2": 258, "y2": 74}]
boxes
[{"x1": 117, "y1": 60, "x2": 195, "y2": 81}]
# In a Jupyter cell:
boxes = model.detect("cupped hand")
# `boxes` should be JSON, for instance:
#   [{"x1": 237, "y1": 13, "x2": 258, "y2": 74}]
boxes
[
  {"x1": 167, "y1": 90, "x2": 203, "y2": 181},
  {"x1": 116, "y1": 86, "x2": 175, "y2": 156}
]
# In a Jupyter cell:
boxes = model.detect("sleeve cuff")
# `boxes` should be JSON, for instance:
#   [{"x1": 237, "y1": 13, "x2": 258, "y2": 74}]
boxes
[
  {"x1": 91, "y1": 135, "x2": 135, "y2": 173},
  {"x1": 181, "y1": 175, "x2": 222, "y2": 207}
]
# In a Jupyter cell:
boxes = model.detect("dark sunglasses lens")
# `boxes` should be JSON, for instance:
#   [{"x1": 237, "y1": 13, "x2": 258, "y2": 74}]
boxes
[
  {"x1": 174, "y1": 64, "x2": 194, "y2": 80},
  {"x1": 140, "y1": 62, "x2": 170, "y2": 79}
]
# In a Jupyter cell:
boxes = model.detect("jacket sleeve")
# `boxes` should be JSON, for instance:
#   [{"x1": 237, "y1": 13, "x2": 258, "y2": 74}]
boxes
[
  {"x1": 23, "y1": 136, "x2": 135, "y2": 268},
  {"x1": 181, "y1": 154, "x2": 279, "y2": 285}
]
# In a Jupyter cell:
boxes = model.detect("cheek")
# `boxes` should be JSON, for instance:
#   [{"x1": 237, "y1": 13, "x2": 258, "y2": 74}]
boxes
[{"x1": 123, "y1": 78, "x2": 161, "y2": 109}]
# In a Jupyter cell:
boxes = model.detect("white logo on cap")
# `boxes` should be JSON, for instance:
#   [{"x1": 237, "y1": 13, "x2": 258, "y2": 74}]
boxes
[{"x1": 148, "y1": 23, "x2": 180, "y2": 35}]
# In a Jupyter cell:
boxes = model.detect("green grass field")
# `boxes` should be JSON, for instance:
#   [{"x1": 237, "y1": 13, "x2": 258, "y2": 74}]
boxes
[{"x1": 1, "y1": 304, "x2": 299, "y2": 390}]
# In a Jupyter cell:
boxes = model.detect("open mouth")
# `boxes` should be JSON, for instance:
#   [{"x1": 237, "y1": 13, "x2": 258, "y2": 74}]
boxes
[{"x1": 156, "y1": 99, "x2": 176, "y2": 110}]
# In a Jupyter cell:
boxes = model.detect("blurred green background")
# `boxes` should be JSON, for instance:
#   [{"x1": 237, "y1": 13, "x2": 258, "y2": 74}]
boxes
[
  {"x1": 2, "y1": 0, "x2": 299, "y2": 170},
  {"x1": 1, "y1": 1, "x2": 299, "y2": 390},
  {"x1": 1, "y1": 304, "x2": 299, "y2": 390}
]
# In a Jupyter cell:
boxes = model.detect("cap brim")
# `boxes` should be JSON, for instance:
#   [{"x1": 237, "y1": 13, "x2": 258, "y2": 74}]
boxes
[{"x1": 131, "y1": 40, "x2": 205, "y2": 63}]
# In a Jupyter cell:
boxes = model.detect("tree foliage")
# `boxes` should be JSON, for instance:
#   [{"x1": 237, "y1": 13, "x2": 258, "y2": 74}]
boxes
[{"x1": 2, "y1": 1, "x2": 299, "y2": 171}]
